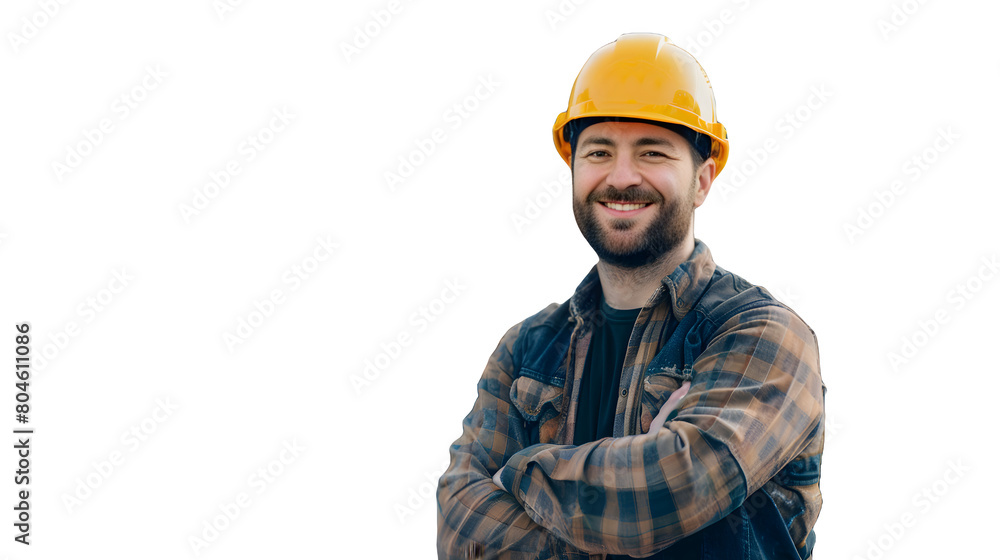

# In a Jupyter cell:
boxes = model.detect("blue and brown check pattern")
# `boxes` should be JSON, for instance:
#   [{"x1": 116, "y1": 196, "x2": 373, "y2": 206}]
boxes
[{"x1": 437, "y1": 242, "x2": 825, "y2": 559}]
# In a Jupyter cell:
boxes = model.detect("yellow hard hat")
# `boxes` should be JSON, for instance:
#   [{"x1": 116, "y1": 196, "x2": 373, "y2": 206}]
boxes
[{"x1": 553, "y1": 33, "x2": 729, "y2": 174}]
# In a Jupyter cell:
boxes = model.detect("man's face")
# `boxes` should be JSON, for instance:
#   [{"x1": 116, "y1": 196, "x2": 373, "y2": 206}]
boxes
[{"x1": 572, "y1": 121, "x2": 714, "y2": 269}]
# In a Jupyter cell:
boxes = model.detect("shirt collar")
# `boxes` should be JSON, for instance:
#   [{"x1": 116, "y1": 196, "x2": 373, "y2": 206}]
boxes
[
  {"x1": 661, "y1": 238, "x2": 716, "y2": 320},
  {"x1": 569, "y1": 239, "x2": 717, "y2": 321}
]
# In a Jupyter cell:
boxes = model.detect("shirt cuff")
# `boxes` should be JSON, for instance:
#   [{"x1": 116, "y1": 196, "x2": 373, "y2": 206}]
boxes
[{"x1": 498, "y1": 443, "x2": 559, "y2": 505}]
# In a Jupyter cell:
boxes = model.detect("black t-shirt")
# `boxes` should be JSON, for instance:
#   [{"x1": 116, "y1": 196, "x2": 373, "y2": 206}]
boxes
[
  {"x1": 573, "y1": 294, "x2": 704, "y2": 559},
  {"x1": 573, "y1": 294, "x2": 641, "y2": 445}
]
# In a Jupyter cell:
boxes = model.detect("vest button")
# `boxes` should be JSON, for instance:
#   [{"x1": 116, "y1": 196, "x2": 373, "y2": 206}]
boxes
[{"x1": 621, "y1": 388, "x2": 628, "y2": 397}]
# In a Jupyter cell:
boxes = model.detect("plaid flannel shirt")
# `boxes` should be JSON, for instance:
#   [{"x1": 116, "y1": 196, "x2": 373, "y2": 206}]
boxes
[{"x1": 437, "y1": 240, "x2": 826, "y2": 559}]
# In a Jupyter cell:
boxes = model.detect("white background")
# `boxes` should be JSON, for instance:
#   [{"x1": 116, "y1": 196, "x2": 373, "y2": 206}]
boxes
[{"x1": 1, "y1": 0, "x2": 998, "y2": 558}]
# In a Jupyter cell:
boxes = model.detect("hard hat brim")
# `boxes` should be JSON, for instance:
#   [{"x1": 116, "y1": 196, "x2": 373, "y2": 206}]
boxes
[{"x1": 553, "y1": 108, "x2": 729, "y2": 172}]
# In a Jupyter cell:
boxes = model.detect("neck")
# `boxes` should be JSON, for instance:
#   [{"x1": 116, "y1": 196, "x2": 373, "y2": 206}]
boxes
[{"x1": 597, "y1": 236, "x2": 695, "y2": 310}]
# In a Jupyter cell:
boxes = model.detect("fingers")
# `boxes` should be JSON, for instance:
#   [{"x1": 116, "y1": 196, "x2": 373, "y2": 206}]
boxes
[
  {"x1": 647, "y1": 381, "x2": 691, "y2": 434},
  {"x1": 492, "y1": 466, "x2": 505, "y2": 489},
  {"x1": 665, "y1": 381, "x2": 691, "y2": 408},
  {"x1": 648, "y1": 403, "x2": 670, "y2": 434}
]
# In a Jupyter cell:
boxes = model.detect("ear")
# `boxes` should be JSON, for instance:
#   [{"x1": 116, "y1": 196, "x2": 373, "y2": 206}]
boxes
[{"x1": 692, "y1": 158, "x2": 716, "y2": 208}]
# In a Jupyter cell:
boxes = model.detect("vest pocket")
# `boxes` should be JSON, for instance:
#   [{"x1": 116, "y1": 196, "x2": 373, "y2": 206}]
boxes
[{"x1": 509, "y1": 376, "x2": 564, "y2": 444}]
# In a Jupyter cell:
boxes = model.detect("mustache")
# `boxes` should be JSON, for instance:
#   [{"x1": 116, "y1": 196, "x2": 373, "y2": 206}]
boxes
[{"x1": 586, "y1": 187, "x2": 663, "y2": 204}]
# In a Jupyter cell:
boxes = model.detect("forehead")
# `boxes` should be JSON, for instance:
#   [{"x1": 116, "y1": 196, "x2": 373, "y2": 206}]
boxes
[{"x1": 577, "y1": 120, "x2": 686, "y2": 145}]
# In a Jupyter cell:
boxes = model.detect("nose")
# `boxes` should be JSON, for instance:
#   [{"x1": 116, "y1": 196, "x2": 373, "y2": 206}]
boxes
[{"x1": 605, "y1": 154, "x2": 642, "y2": 190}]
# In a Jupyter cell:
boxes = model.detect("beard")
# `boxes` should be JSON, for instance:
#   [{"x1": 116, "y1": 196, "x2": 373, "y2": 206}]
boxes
[{"x1": 573, "y1": 178, "x2": 695, "y2": 269}]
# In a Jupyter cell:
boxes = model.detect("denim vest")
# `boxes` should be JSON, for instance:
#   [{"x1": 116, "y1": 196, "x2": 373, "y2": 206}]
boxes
[{"x1": 509, "y1": 263, "x2": 820, "y2": 560}]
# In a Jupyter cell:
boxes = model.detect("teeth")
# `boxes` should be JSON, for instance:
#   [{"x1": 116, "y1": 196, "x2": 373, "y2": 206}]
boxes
[{"x1": 604, "y1": 202, "x2": 649, "y2": 211}]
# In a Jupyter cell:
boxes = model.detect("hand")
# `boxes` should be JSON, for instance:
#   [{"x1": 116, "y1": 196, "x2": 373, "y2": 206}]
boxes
[
  {"x1": 492, "y1": 466, "x2": 505, "y2": 490},
  {"x1": 647, "y1": 381, "x2": 691, "y2": 434}
]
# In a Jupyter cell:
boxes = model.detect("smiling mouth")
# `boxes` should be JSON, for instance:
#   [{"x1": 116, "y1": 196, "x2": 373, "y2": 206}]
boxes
[{"x1": 600, "y1": 201, "x2": 651, "y2": 211}]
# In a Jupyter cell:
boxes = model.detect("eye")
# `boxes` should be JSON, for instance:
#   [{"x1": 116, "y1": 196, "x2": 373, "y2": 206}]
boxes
[
  {"x1": 642, "y1": 150, "x2": 669, "y2": 158},
  {"x1": 584, "y1": 150, "x2": 610, "y2": 158}
]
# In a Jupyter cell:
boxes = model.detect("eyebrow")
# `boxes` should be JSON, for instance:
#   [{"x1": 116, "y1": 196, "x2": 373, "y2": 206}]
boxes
[{"x1": 579, "y1": 136, "x2": 680, "y2": 151}]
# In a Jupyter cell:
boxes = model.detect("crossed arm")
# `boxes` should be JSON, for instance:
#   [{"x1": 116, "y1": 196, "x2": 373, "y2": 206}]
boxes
[
  {"x1": 436, "y1": 323, "x2": 569, "y2": 559},
  {"x1": 490, "y1": 381, "x2": 690, "y2": 489},
  {"x1": 437, "y1": 305, "x2": 824, "y2": 559}
]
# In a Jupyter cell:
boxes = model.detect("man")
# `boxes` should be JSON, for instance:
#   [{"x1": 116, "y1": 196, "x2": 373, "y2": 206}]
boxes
[{"x1": 437, "y1": 33, "x2": 826, "y2": 560}]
